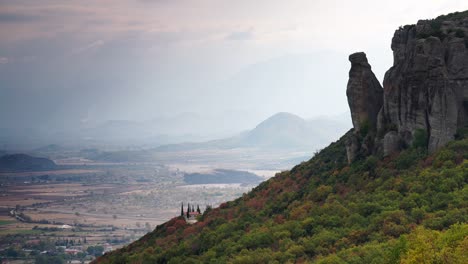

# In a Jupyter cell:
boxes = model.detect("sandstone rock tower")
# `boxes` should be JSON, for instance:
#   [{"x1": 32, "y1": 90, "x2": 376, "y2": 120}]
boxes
[{"x1": 346, "y1": 12, "x2": 468, "y2": 162}]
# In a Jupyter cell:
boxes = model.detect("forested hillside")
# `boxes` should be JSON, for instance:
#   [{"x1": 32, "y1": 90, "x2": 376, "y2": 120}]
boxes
[{"x1": 96, "y1": 130, "x2": 467, "y2": 263}]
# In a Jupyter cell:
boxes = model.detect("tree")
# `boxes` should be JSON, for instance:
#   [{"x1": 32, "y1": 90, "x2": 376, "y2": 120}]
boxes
[
  {"x1": 412, "y1": 129, "x2": 428, "y2": 149},
  {"x1": 35, "y1": 255, "x2": 65, "y2": 264},
  {"x1": 6, "y1": 247, "x2": 21, "y2": 257},
  {"x1": 181, "y1": 203, "x2": 184, "y2": 217},
  {"x1": 87, "y1": 245, "x2": 104, "y2": 257},
  {"x1": 197, "y1": 205, "x2": 201, "y2": 214}
]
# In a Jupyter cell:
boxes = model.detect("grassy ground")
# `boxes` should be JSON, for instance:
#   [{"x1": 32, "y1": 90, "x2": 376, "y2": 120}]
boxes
[{"x1": 0, "y1": 220, "x2": 14, "y2": 226}]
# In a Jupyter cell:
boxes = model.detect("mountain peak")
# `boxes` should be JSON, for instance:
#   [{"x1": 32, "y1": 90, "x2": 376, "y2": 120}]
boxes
[
  {"x1": 244, "y1": 112, "x2": 312, "y2": 149},
  {"x1": 255, "y1": 112, "x2": 305, "y2": 128}
]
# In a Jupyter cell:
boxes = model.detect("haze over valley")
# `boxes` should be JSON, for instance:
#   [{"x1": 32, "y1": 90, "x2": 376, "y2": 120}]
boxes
[
  {"x1": 1, "y1": 1, "x2": 468, "y2": 263},
  {"x1": 0, "y1": 110, "x2": 350, "y2": 263}
]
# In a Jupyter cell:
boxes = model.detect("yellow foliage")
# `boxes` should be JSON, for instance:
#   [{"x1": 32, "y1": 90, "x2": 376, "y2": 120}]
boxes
[{"x1": 400, "y1": 224, "x2": 468, "y2": 264}]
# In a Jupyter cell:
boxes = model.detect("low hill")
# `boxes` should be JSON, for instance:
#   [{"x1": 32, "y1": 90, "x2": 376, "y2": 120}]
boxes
[
  {"x1": 0, "y1": 154, "x2": 57, "y2": 172},
  {"x1": 239, "y1": 112, "x2": 320, "y2": 149}
]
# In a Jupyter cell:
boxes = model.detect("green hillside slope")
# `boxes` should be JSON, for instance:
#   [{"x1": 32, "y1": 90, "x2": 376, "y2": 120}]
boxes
[{"x1": 96, "y1": 131, "x2": 467, "y2": 264}]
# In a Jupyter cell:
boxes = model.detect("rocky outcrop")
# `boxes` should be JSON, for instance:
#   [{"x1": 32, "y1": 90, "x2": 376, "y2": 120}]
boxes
[
  {"x1": 346, "y1": 52, "x2": 383, "y2": 132},
  {"x1": 345, "y1": 52, "x2": 383, "y2": 162},
  {"x1": 381, "y1": 18, "x2": 468, "y2": 153},
  {"x1": 346, "y1": 11, "x2": 468, "y2": 162}
]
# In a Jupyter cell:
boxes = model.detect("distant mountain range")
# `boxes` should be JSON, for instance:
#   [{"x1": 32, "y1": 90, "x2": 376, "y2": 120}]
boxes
[
  {"x1": 155, "y1": 112, "x2": 350, "y2": 152},
  {"x1": 24, "y1": 112, "x2": 350, "y2": 166},
  {"x1": 82, "y1": 112, "x2": 350, "y2": 164},
  {"x1": 1, "y1": 111, "x2": 264, "y2": 150}
]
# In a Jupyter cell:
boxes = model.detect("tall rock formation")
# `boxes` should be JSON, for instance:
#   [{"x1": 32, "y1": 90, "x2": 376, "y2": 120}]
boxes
[
  {"x1": 346, "y1": 52, "x2": 383, "y2": 132},
  {"x1": 346, "y1": 11, "x2": 468, "y2": 162},
  {"x1": 345, "y1": 52, "x2": 383, "y2": 162},
  {"x1": 381, "y1": 18, "x2": 468, "y2": 153}
]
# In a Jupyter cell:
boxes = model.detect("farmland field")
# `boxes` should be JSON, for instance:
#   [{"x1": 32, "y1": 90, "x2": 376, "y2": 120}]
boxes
[{"x1": 0, "y1": 161, "x2": 265, "y2": 263}]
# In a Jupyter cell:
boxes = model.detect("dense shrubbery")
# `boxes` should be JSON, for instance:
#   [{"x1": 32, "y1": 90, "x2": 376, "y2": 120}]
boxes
[
  {"x1": 97, "y1": 135, "x2": 468, "y2": 263},
  {"x1": 435, "y1": 10, "x2": 468, "y2": 23},
  {"x1": 412, "y1": 129, "x2": 428, "y2": 149},
  {"x1": 413, "y1": 10, "x2": 468, "y2": 40}
]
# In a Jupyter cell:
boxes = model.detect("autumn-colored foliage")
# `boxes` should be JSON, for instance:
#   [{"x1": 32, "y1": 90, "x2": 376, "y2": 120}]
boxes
[{"x1": 96, "y1": 134, "x2": 468, "y2": 264}]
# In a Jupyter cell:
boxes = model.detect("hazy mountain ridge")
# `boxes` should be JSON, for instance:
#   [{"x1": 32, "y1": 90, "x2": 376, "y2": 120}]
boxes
[
  {"x1": 83, "y1": 112, "x2": 349, "y2": 165},
  {"x1": 1, "y1": 52, "x2": 355, "y2": 150},
  {"x1": 154, "y1": 112, "x2": 349, "y2": 152},
  {"x1": 0, "y1": 112, "x2": 256, "y2": 150}
]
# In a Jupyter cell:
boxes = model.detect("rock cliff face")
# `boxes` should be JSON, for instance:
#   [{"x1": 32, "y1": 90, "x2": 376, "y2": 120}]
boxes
[{"x1": 346, "y1": 11, "x2": 468, "y2": 162}]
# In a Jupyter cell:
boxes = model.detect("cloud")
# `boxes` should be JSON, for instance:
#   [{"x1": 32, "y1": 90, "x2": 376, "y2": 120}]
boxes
[
  {"x1": 0, "y1": 12, "x2": 41, "y2": 23},
  {"x1": 225, "y1": 29, "x2": 254, "y2": 41},
  {"x1": 0, "y1": 57, "x2": 8, "y2": 64},
  {"x1": 72, "y1": 40, "x2": 105, "y2": 54}
]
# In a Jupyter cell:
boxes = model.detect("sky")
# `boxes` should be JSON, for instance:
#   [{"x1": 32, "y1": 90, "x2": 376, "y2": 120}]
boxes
[{"x1": 1, "y1": 0, "x2": 468, "y2": 141}]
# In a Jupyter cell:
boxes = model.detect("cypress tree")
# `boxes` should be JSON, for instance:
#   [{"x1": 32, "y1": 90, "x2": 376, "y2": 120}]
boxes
[
  {"x1": 197, "y1": 205, "x2": 201, "y2": 214},
  {"x1": 180, "y1": 203, "x2": 184, "y2": 217}
]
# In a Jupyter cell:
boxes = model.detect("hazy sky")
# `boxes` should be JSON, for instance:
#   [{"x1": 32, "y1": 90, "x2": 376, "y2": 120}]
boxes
[{"x1": 1, "y1": 0, "x2": 468, "y2": 132}]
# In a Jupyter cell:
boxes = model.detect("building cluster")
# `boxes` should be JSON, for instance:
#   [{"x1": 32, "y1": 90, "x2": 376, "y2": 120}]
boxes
[{"x1": 180, "y1": 203, "x2": 201, "y2": 220}]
